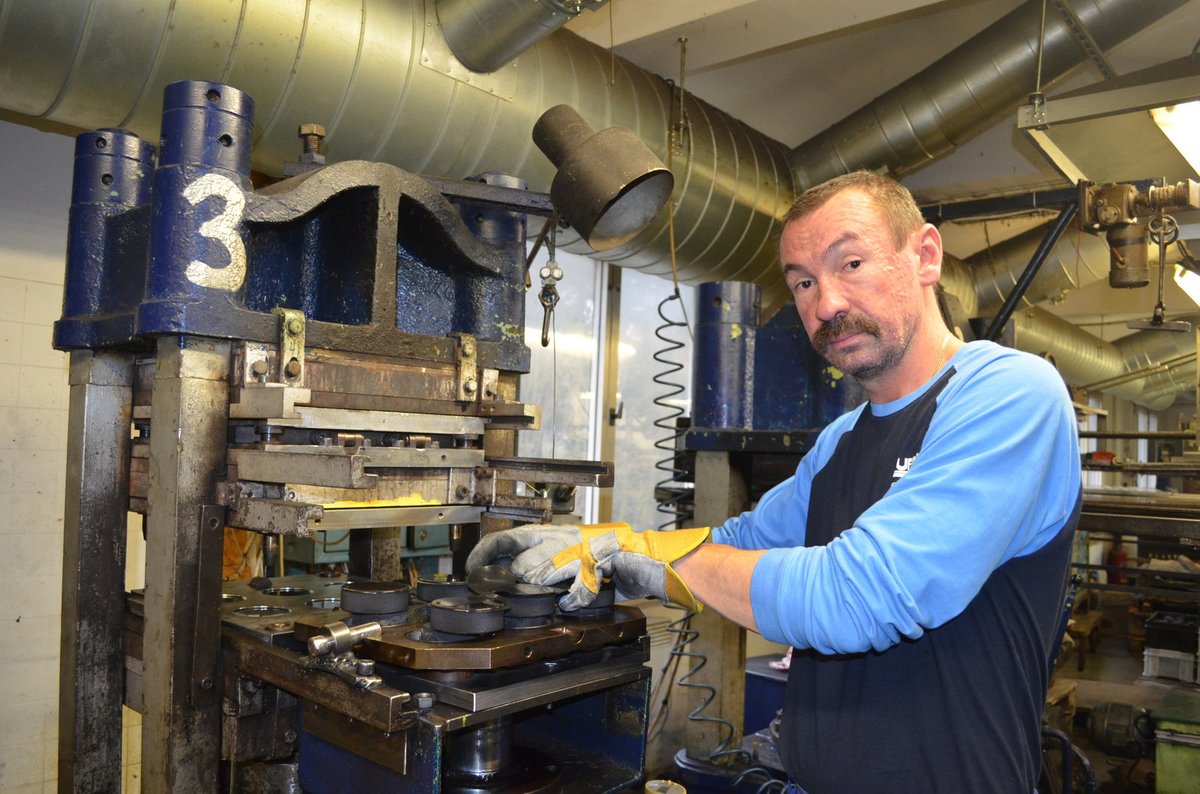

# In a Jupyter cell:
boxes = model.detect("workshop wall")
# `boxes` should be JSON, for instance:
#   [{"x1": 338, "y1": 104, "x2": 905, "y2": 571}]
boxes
[{"x1": 0, "y1": 120, "x2": 142, "y2": 793}]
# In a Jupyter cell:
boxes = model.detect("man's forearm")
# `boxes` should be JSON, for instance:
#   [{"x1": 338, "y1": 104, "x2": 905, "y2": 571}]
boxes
[{"x1": 674, "y1": 543, "x2": 767, "y2": 631}]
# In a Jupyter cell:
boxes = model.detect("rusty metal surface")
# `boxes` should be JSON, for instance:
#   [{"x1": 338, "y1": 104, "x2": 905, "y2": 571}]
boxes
[
  {"x1": 223, "y1": 632, "x2": 415, "y2": 734},
  {"x1": 58, "y1": 351, "x2": 134, "y2": 793},
  {"x1": 303, "y1": 700, "x2": 410, "y2": 774},
  {"x1": 141, "y1": 336, "x2": 231, "y2": 791},
  {"x1": 293, "y1": 605, "x2": 646, "y2": 671}
]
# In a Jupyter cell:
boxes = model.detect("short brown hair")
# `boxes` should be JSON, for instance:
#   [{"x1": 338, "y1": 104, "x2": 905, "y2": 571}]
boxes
[{"x1": 782, "y1": 170, "x2": 924, "y2": 250}]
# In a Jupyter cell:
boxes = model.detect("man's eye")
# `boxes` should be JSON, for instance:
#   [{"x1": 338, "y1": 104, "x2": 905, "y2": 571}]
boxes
[
  {"x1": 793, "y1": 279, "x2": 814, "y2": 291},
  {"x1": 846, "y1": 259, "x2": 863, "y2": 271}
]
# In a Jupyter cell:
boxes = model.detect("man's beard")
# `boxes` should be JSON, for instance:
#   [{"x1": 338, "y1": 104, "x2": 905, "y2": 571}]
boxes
[{"x1": 812, "y1": 314, "x2": 906, "y2": 381}]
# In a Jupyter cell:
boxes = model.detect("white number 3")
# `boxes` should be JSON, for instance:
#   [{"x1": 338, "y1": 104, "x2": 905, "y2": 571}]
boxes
[{"x1": 183, "y1": 173, "x2": 247, "y2": 291}]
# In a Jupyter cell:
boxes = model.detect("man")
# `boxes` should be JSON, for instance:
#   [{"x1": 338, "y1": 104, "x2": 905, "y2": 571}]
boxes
[{"x1": 468, "y1": 171, "x2": 1081, "y2": 791}]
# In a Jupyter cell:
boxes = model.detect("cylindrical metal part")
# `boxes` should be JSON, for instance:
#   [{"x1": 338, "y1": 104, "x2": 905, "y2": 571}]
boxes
[
  {"x1": 445, "y1": 717, "x2": 514, "y2": 777},
  {"x1": 141, "y1": 81, "x2": 255, "y2": 334},
  {"x1": 307, "y1": 620, "x2": 382, "y2": 656},
  {"x1": 534, "y1": 104, "x2": 674, "y2": 251},
  {"x1": 436, "y1": 0, "x2": 603, "y2": 73},
  {"x1": 340, "y1": 581, "x2": 411, "y2": 615},
  {"x1": 1106, "y1": 224, "x2": 1150, "y2": 288},
  {"x1": 692, "y1": 282, "x2": 761, "y2": 430},
  {"x1": 56, "y1": 128, "x2": 155, "y2": 350}
]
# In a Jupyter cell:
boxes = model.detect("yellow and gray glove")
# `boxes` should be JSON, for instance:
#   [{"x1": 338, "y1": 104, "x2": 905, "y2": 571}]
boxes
[{"x1": 465, "y1": 523, "x2": 710, "y2": 611}]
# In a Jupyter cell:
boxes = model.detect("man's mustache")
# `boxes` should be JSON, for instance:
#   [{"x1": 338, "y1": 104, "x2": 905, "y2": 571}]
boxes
[{"x1": 812, "y1": 315, "x2": 882, "y2": 352}]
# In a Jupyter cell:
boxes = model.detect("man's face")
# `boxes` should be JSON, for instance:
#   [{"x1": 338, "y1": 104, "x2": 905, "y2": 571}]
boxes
[{"x1": 779, "y1": 189, "x2": 925, "y2": 383}]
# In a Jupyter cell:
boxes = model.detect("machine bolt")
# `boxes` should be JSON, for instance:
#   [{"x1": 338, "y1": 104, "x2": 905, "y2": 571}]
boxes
[
  {"x1": 287, "y1": 317, "x2": 304, "y2": 335},
  {"x1": 284, "y1": 358, "x2": 302, "y2": 378},
  {"x1": 298, "y1": 123, "x2": 326, "y2": 154},
  {"x1": 356, "y1": 659, "x2": 376, "y2": 676},
  {"x1": 283, "y1": 729, "x2": 298, "y2": 744},
  {"x1": 455, "y1": 485, "x2": 470, "y2": 500},
  {"x1": 249, "y1": 359, "x2": 269, "y2": 378},
  {"x1": 200, "y1": 677, "x2": 214, "y2": 690},
  {"x1": 464, "y1": 378, "x2": 478, "y2": 395},
  {"x1": 414, "y1": 692, "x2": 435, "y2": 710}
]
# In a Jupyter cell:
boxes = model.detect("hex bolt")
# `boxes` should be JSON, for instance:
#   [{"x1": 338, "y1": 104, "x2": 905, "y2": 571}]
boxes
[
  {"x1": 414, "y1": 692, "x2": 435, "y2": 710},
  {"x1": 298, "y1": 123, "x2": 325, "y2": 155},
  {"x1": 284, "y1": 358, "x2": 302, "y2": 378},
  {"x1": 455, "y1": 485, "x2": 470, "y2": 500},
  {"x1": 249, "y1": 360, "x2": 269, "y2": 379},
  {"x1": 283, "y1": 729, "x2": 298, "y2": 744},
  {"x1": 356, "y1": 659, "x2": 376, "y2": 676},
  {"x1": 287, "y1": 317, "x2": 304, "y2": 335},
  {"x1": 464, "y1": 378, "x2": 478, "y2": 395}
]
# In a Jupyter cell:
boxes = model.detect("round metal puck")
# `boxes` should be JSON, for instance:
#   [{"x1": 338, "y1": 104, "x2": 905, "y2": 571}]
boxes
[
  {"x1": 341, "y1": 581, "x2": 411, "y2": 615},
  {"x1": 416, "y1": 574, "x2": 470, "y2": 602},
  {"x1": 500, "y1": 583, "x2": 561, "y2": 618},
  {"x1": 429, "y1": 595, "x2": 509, "y2": 635}
]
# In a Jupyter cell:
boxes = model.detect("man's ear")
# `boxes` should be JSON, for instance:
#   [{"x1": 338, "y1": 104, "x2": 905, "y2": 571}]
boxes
[{"x1": 914, "y1": 223, "x2": 943, "y2": 286}]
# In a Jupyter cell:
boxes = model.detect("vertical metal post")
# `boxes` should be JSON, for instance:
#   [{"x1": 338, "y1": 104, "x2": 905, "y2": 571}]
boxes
[
  {"x1": 142, "y1": 335, "x2": 231, "y2": 790},
  {"x1": 687, "y1": 450, "x2": 749, "y2": 759},
  {"x1": 58, "y1": 351, "x2": 134, "y2": 791}
]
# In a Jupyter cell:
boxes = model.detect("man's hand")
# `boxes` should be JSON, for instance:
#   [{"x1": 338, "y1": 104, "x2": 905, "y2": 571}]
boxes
[{"x1": 466, "y1": 523, "x2": 710, "y2": 611}]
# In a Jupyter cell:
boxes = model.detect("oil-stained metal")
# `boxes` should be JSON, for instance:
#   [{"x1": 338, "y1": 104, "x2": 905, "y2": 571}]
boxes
[
  {"x1": 229, "y1": 447, "x2": 378, "y2": 489},
  {"x1": 223, "y1": 632, "x2": 414, "y2": 734},
  {"x1": 482, "y1": 456, "x2": 614, "y2": 487},
  {"x1": 58, "y1": 351, "x2": 135, "y2": 793},
  {"x1": 191, "y1": 505, "x2": 226, "y2": 707},
  {"x1": 313, "y1": 505, "x2": 485, "y2": 532},
  {"x1": 454, "y1": 333, "x2": 479, "y2": 403},
  {"x1": 304, "y1": 700, "x2": 410, "y2": 775},
  {"x1": 142, "y1": 336, "x2": 231, "y2": 790},
  {"x1": 273, "y1": 308, "x2": 306, "y2": 385},
  {"x1": 396, "y1": 643, "x2": 649, "y2": 713},
  {"x1": 293, "y1": 606, "x2": 646, "y2": 671}
]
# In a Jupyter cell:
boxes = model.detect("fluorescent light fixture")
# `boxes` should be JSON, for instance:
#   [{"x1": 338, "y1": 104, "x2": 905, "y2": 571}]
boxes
[
  {"x1": 1173, "y1": 263, "x2": 1200, "y2": 308},
  {"x1": 1152, "y1": 101, "x2": 1200, "y2": 175}
]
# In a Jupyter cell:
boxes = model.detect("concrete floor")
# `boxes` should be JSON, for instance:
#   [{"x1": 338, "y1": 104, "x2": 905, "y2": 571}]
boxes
[{"x1": 1052, "y1": 597, "x2": 1198, "y2": 793}]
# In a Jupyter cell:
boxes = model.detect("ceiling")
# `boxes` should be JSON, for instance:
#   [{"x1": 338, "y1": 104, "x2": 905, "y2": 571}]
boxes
[{"x1": 568, "y1": 0, "x2": 1200, "y2": 339}]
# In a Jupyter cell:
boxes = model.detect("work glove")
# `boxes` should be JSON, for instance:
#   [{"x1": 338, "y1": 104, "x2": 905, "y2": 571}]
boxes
[{"x1": 466, "y1": 523, "x2": 710, "y2": 611}]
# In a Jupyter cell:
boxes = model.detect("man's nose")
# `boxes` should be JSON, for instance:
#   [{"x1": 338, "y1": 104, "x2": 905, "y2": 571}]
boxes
[{"x1": 813, "y1": 280, "x2": 849, "y2": 323}]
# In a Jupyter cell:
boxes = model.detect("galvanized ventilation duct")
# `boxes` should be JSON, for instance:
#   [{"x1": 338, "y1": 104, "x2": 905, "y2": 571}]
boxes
[
  {"x1": 0, "y1": 0, "x2": 1182, "y2": 311},
  {"x1": 788, "y1": 0, "x2": 1188, "y2": 187},
  {"x1": 1010, "y1": 306, "x2": 1198, "y2": 410}
]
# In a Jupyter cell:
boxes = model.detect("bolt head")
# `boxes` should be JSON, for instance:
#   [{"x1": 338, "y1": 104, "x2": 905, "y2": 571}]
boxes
[
  {"x1": 414, "y1": 692, "x2": 435, "y2": 709},
  {"x1": 250, "y1": 360, "x2": 269, "y2": 377},
  {"x1": 287, "y1": 318, "x2": 304, "y2": 335},
  {"x1": 461, "y1": 339, "x2": 476, "y2": 356},
  {"x1": 284, "y1": 359, "x2": 302, "y2": 378},
  {"x1": 464, "y1": 378, "x2": 478, "y2": 394},
  {"x1": 298, "y1": 123, "x2": 326, "y2": 138}
]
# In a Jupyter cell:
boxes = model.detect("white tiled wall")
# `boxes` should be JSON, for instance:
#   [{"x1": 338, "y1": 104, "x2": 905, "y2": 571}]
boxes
[{"x1": 0, "y1": 120, "x2": 141, "y2": 791}]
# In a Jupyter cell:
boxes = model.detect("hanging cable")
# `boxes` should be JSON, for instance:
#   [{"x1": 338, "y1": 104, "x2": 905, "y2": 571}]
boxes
[{"x1": 647, "y1": 35, "x2": 741, "y2": 768}]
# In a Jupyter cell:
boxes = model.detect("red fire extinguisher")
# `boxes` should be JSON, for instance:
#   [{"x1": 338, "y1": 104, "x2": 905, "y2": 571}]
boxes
[{"x1": 1110, "y1": 543, "x2": 1128, "y2": 585}]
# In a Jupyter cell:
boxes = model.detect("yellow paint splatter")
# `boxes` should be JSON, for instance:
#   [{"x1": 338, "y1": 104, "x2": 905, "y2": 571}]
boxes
[
  {"x1": 782, "y1": 434, "x2": 791, "y2": 445},
  {"x1": 730, "y1": 323, "x2": 743, "y2": 339},
  {"x1": 824, "y1": 366, "x2": 844, "y2": 382},
  {"x1": 495, "y1": 322, "x2": 522, "y2": 340}
]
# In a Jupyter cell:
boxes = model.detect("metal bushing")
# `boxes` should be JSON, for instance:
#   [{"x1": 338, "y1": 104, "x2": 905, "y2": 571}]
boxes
[
  {"x1": 429, "y1": 596, "x2": 509, "y2": 635},
  {"x1": 416, "y1": 574, "x2": 471, "y2": 602},
  {"x1": 341, "y1": 581, "x2": 411, "y2": 615},
  {"x1": 500, "y1": 583, "x2": 561, "y2": 618}
]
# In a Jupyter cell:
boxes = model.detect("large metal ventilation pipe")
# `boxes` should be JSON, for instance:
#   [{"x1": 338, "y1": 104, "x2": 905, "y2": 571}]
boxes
[
  {"x1": 789, "y1": 0, "x2": 1189, "y2": 187},
  {"x1": 1010, "y1": 306, "x2": 1198, "y2": 410},
  {"x1": 0, "y1": 0, "x2": 1183, "y2": 310},
  {"x1": 940, "y1": 222, "x2": 1112, "y2": 318}
]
